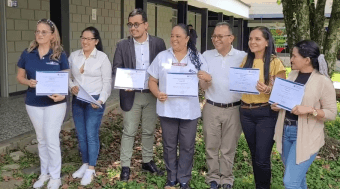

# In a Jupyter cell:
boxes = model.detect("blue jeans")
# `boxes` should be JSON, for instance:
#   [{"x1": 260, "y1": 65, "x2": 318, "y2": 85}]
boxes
[
  {"x1": 72, "y1": 95, "x2": 105, "y2": 166},
  {"x1": 282, "y1": 125, "x2": 317, "y2": 189}
]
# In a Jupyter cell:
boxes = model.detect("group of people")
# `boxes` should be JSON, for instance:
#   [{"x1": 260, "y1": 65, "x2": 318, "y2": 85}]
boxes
[{"x1": 16, "y1": 7, "x2": 336, "y2": 189}]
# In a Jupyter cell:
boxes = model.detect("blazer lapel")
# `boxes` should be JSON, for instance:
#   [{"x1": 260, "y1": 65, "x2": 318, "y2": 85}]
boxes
[
  {"x1": 149, "y1": 35, "x2": 155, "y2": 64},
  {"x1": 128, "y1": 37, "x2": 136, "y2": 69}
]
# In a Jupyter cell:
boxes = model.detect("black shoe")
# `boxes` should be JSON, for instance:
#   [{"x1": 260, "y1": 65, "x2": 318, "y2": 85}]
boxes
[
  {"x1": 165, "y1": 180, "x2": 177, "y2": 187},
  {"x1": 180, "y1": 183, "x2": 190, "y2": 189},
  {"x1": 120, "y1": 167, "x2": 130, "y2": 181},
  {"x1": 209, "y1": 181, "x2": 219, "y2": 189},
  {"x1": 221, "y1": 184, "x2": 232, "y2": 189},
  {"x1": 142, "y1": 160, "x2": 164, "y2": 176}
]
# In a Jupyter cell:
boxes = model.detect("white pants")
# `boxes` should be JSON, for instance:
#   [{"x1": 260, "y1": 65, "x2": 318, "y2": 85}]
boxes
[{"x1": 26, "y1": 103, "x2": 66, "y2": 179}]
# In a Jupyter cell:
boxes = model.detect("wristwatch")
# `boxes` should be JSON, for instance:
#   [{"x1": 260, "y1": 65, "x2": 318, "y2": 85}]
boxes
[{"x1": 312, "y1": 108, "x2": 318, "y2": 117}]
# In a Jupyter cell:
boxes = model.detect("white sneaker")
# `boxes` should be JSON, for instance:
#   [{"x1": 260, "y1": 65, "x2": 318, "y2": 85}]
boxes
[
  {"x1": 33, "y1": 174, "x2": 50, "y2": 188},
  {"x1": 72, "y1": 163, "x2": 89, "y2": 178},
  {"x1": 47, "y1": 178, "x2": 61, "y2": 189},
  {"x1": 80, "y1": 169, "x2": 96, "y2": 186}
]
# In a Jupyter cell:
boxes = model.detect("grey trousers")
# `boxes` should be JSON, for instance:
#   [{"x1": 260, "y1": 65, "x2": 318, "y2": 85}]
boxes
[
  {"x1": 159, "y1": 116, "x2": 198, "y2": 184},
  {"x1": 120, "y1": 93, "x2": 157, "y2": 167}
]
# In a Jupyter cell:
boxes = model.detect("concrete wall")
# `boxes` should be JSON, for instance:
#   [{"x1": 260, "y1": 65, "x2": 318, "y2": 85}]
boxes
[
  {"x1": 157, "y1": 5, "x2": 173, "y2": 49},
  {"x1": 147, "y1": 2, "x2": 156, "y2": 36},
  {"x1": 69, "y1": 0, "x2": 130, "y2": 61},
  {"x1": 6, "y1": 0, "x2": 50, "y2": 94}
]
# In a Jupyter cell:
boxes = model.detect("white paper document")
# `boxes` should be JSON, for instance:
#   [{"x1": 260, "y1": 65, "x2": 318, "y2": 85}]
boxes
[
  {"x1": 269, "y1": 77, "x2": 305, "y2": 111},
  {"x1": 36, "y1": 71, "x2": 68, "y2": 96},
  {"x1": 229, "y1": 67, "x2": 260, "y2": 94},
  {"x1": 114, "y1": 68, "x2": 146, "y2": 90},
  {"x1": 76, "y1": 85, "x2": 103, "y2": 108},
  {"x1": 166, "y1": 73, "x2": 198, "y2": 97}
]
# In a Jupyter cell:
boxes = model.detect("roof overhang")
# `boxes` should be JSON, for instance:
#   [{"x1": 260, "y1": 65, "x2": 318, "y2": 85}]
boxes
[{"x1": 183, "y1": 0, "x2": 250, "y2": 19}]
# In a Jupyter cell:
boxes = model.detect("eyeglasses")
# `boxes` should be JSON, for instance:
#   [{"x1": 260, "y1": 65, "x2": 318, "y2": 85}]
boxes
[
  {"x1": 211, "y1": 35, "x2": 232, "y2": 40},
  {"x1": 80, "y1": 37, "x2": 96, "y2": 41},
  {"x1": 127, "y1": 22, "x2": 145, "y2": 29},
  {"x1": 35, "y1": 30, "x2": 53, "y2": 36}
]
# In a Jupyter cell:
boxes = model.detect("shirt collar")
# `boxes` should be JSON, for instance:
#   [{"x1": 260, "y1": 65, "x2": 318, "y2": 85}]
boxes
[
  {"x1": 168, "y1": 47, "x2": 191, "y2": 56},
  {"x1": 133, "y1": 33, "x2": 149, "y2": 45},
  {"x1": 32, "y1": 48, "x2": 53, "y2": 56},
  {"x1": 79, "y1": 48, "x2": 97, "y2": 58},
  {"x1": 214, "y1": 46, "x2": 235, "y2": 57}
]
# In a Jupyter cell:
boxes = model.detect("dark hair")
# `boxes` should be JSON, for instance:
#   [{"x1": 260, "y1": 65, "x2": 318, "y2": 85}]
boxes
[
  {"x1": 215, "y1": 22, "x2": 233, "y2": 35},
  {"x1": 128, "y1": 8, "x2": 147, "y2": 22},
  {"x1": 243, "y1": 26, "x2": 276, "y2": 85},
  {"x1": 175, "y1": 23, "x2": 202, "y2": 70},
  {"x1": 294, "y1": 40, "x2": 321, "y2": 71},
  {"x1": 81, "y1": 26, "x2": 103, "y2": 52},
  {"x1": 188, "y1": 24, "x2": 193, "y2": 27}
]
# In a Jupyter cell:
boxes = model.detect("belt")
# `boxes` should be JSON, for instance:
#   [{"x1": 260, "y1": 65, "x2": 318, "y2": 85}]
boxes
[
  {"x1": 240, "y1": 101, "x2": 270, "y2": 109},
  {"x1": 135, "y1": 89, "x2": 150, "y2": 93},
  {"x1": 207, "y1": 99, "x2": 241, "y2": 108},
  {"x1": 284, "y1": 118, "x2": 298, "y2": 126}
]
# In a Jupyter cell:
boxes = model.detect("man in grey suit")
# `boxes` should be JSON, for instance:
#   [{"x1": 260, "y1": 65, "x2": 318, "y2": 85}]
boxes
[{"x1": 112, "y1": 8, "x2": 166, "y2": 181}]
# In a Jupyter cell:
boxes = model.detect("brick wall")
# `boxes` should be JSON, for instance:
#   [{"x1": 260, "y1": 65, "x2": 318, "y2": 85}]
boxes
[
  {"x1": 69, "y1": 0, "x2": 130, "y2": 62},
  {"x1": 6, "y1": 0, "x2": 50, "y2": 93},
  {"x1": 123, "y1": 0, "x2": 135, "y2": 38}
]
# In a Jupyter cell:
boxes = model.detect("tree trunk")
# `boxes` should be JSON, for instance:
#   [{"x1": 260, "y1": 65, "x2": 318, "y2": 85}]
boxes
[
  {"x1": 313, "y1": 0, "x2": 327, "y2": 50},
  {"x1": 295, "y1": 0, "x2": 311, "y2": 41},
  {"x1": 282, "y1": 0, "x2": 297, "y2": 54},
  {"x1": 324, "y1": 0, "x2": 340, "y2": 76}
]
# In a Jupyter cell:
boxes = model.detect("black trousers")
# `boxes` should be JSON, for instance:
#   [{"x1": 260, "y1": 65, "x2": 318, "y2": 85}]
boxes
[
  {"x1": 239, "y1": 105, "x2": 278, "y2": 189},
  {"x1": 159, "y1": 116, "x2": 198, "y2": 184}
]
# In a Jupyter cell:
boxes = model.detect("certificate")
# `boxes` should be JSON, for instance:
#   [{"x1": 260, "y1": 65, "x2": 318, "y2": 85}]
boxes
[
  {"x1": 166, "y1": 73, "x2": 198, "y2": 97},
  {"x1": 229, "y1": 67, "x2": 260, "y2": 94},
  {"x1": 114, "y1": 68, "x2": 146, "y2": 90},
  {"x1": 36, "y1": 71, "x2": 68, "y2": 96},
  {"x1": 269, "y1": 77, "x2": 305, "y2": 111},
  {"x1": 76, "y1": 85, "x2": 103, "y2": 108}
]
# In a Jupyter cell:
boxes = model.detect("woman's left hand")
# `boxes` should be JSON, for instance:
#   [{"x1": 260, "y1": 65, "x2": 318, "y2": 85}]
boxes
[
  {"x1": 197, "y1": 70, "x2": 212, "y2": 82},
  {"x1": 256, "y1": 81, "x2": 269, "y2": 93},
  {"x1": 91, "y1": 100, "x2": 103, "y2": 109},
  {"x1": 48, "y1": 94, "x2": 66, "y2": 102},
  {"x1": 291, "y1": 105, "x2": 313, "y2": 115}
]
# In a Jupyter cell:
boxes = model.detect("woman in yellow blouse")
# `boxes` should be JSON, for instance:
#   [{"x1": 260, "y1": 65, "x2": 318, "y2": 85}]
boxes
[{"x1": 239, "y1": 26, "x2": 286, "y2": 189}]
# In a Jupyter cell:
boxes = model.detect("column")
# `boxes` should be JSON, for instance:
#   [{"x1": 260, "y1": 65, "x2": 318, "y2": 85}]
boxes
[
  {"x1": 177, "y1": 1, "x2": 188, "y2": 25},
  {"x1": 201, "y1": 8, "x2": 208, "y2": 53}
]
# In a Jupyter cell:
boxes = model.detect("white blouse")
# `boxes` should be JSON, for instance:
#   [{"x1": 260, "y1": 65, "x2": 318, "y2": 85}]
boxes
[
  {"x1": 147, "y1": 48, "x2": 208, "y2": 120},
  {"x1": 69, "y1": 48, "x2": 112, "y2": 103}
]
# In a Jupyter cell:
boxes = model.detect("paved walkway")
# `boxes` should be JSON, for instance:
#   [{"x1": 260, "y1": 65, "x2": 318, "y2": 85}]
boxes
[{"x1": 0, "y1": 89, "x2": 119, "y2": 142}]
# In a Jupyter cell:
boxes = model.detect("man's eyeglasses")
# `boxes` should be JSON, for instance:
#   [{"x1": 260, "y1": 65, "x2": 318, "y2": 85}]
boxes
[
  {"x1": 35, "y1": 30, "x2": 53, "y2": 36},
  {"x1": 211, "y1": 35, "x2": 232, "y2": 40},
  {"x1": 127, "y1": 22, "x2": 145, "y2": 29},
  {"x1": 80, "y1": 37, "x2": 96, "y2": 41}
]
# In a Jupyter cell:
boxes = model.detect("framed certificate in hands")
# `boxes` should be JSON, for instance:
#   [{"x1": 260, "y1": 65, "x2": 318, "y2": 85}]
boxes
[
  {"x1": 36, "y1": 71, "x2": 68, "y2": 96},
  {"x1": 269, "y1": 77, "x2": 305, "y2": 111},
  {"x1": 114, "y1": 68, "x2": 146, "y2": 90},
  {"x1": 166, "y1": 73, "x2": 198, "y2": 97}
]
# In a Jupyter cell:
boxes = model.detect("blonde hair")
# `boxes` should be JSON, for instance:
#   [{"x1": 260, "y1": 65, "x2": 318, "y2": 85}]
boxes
[{"x1": 27, "y1": 19, "x2": 63, "y2": 61}]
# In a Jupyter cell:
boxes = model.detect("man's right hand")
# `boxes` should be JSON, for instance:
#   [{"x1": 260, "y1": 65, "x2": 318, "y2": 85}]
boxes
[
  {"x1": 157, "y1": 92, "x2": 168, "y2": 102},
  {"x1": 71, "y1": 86, "x2": 79, "y2": 95}
]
